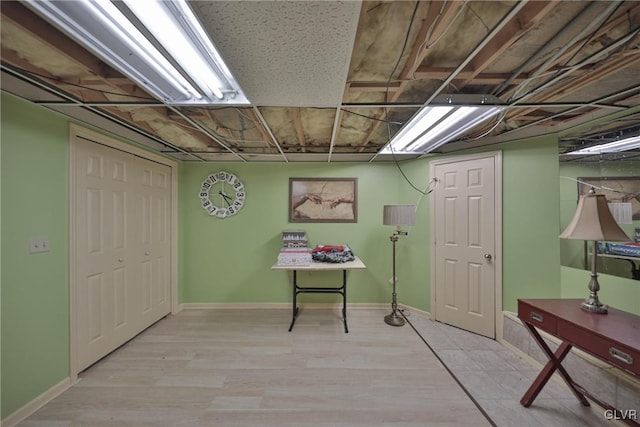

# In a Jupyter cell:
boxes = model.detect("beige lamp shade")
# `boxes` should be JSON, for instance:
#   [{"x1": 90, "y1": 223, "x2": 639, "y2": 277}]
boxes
[
  {"x1": 560, "y1": 192, "x2": 630, "y2": 241},
  {"x1": 383, "y1": 205, "x2": 416, "y2": 226}
]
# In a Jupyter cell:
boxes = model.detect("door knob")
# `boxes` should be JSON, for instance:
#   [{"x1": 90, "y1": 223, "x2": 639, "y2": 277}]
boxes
[
  {"x1": 484, "y1": 253, "x2": 492, "y2": 260},
  {"x1": 118, "y1": 258, "x2": 124, "y2": 263},
  {"x1": 145, "y1": 252, "x2": 150, "y2": 256}
]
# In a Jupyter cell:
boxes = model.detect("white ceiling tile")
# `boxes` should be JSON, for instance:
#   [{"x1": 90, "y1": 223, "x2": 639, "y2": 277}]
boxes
[{"x1": 193, "y1": 1, "x2": 361, "y2": 107}]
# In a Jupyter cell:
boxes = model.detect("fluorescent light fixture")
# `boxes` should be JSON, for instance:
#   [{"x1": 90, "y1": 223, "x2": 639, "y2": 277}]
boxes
[
  {"x1": 381, "y1": 95, "x2": 504, "y2": 154},
  {"x1": 565, "y1": 135, "x2": 640, "y2": 155},
  {"x1": 26, "y1": 0, "x2": 249, "y2": 105}
]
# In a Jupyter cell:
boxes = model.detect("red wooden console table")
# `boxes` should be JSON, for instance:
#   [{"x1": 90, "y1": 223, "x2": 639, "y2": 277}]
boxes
[{"x1": 518, "y1": 299, "x2": 640, "y2": 425}]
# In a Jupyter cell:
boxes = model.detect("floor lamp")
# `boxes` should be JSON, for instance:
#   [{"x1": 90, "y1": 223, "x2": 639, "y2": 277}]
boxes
[
  {"x1": 560, "y1": 187, "x2": 630, "y2": 314},
  {"x1": 383, "y1": 205, "x2": 416, "y2": 326}
]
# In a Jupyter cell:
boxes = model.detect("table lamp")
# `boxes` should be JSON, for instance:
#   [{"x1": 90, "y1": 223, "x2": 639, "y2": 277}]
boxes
[
  {"x1": 560, "y1": 187, "x2": 630, "y2": 314},
  {"x1": 383, "y1": 205, "x2": 416, "y2": 326}
]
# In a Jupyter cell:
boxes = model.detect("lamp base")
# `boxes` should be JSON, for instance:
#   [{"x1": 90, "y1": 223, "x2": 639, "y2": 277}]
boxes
[
  {"x1": 581, "y1": 299, "x2": 608, "y2": 314},
  {"x1": 580, "y1": 260, "x2": 608, "y2": 314},
  {"x1": 384, "y1": 312, "x2": 405, "y2": 327}
]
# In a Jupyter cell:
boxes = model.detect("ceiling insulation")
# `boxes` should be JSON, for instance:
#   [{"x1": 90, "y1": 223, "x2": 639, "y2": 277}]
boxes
[{"x1": 1, "y1": 0, "x2": 639, "y2": 162}]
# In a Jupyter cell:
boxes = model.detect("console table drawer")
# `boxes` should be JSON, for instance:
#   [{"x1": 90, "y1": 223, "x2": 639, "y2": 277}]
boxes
[
  {"x1": 558, "y1": 321, "x2": 639, "y2": 377},
  {"x1": 518, "y1": 300, "x2": 557, "y2": 335}
]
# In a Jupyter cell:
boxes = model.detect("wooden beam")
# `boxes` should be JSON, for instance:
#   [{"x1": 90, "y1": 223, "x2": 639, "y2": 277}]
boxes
[
  {"x1": 1, "y1": 47, "x2": 61, "y2": 83},
  {"x1": 128, "y1": 106, "x2": 219, "y2": 150},
  {"x1": 498, "y1": 3, "x2": 640, "y2": 100},
  {"x1": 2, "y1": 2, "x2": 105, "y2": 73},
  {"x1": 54, "y1": 81, "x2": 151, "y2": 102},
  {"x1": 551, "y1": 3, "x2": 640, "y2": 71},
  {"x1": 104, "y1": 107, "x2": 162, "y2": 137},
  {"x1": 77, "y1": 77, "x2": 135, "y2": 86},
  {"x1": 413, "y1": 67, "x2": 531, "y2": 84},
  {"x1": 459, "y1": 1, "x2": 558, "y2": 88},
  {"x1": 247, "y1": 108, "x2": 276, "y2": 152},
  {"x1": 203, "y1": 110, "x2": 237, "y2": 149},
  {"x1": 291, "y1": 108, "x2": 307, "y2": 152},
  {"x1": 348, "y1": 81, "x2": 402, "y2": 93},
  {"x1": 2, "y1": 2, "x2": 155, "y2": 102},
  {"x1": 358, "y1": 2, "x2": 463, "y2": 149},
  {"x1": 409, "y1": 1, "x2": 466, "y2": 74},
  {"x1": 347, "y1": 70, "x2": 536, "y2": 90},
  {"x1": 507, "y1": 51, "x2": 640, "y2": 122},
  {"x1": 551, "y1": 53, "x2": 640, "y2": 100}
]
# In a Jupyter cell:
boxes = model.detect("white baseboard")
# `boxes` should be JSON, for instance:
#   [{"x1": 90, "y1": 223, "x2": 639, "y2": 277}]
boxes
[
  {"x1": 1, "y1": 377, "x2": 73, "y2": 427},
  {"x1": 181, "y1": 302, "x2": 390, "y2": 310},
  {"x1": 182, "y1": 302, "x2": 290, "y2": 310},
  {"x1": 399, "y1": 304, "x2": 431, "y2": 319}
]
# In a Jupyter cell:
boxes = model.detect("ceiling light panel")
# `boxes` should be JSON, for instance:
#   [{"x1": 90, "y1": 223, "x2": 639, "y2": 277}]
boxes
[
  {"x1": 381, "y1": 95, "x2": 504, "y2": 155},
  {"x1": 566, "y1": 135, "x2": 640, "y2": 154},
  {"x1": 26, "y1": 0, "x2": 249, "y2": 105}
]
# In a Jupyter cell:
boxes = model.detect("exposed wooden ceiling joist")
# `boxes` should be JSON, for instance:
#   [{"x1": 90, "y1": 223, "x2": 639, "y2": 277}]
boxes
[{"x1": 2, "y1": 0, "x2": 638, "y2": 161}]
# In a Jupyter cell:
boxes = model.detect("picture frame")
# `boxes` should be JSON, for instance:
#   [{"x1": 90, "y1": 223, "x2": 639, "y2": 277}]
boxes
[
  {"x1": 578, "y1": 176, "x2": 640, "y2": 220},
  {"x1": 289, "y1": 178, "x2": 358, "y2": 223}
]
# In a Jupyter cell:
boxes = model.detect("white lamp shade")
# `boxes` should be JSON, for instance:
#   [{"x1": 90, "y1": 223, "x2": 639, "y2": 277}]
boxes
[
  {"x1": 560, "y1": 193, "x2": 630, "y2": 241},
  {"x1": 383, "y1": 205, "x2": 416, "y2": 226},
  {"x1": 608, "y1": 203, "x2": 633, "y2": 224}
]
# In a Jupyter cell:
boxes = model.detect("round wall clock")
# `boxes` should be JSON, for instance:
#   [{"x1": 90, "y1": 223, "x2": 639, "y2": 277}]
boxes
[{"x1": 199, "y1": 171, "x2": 246, "y2": 218}]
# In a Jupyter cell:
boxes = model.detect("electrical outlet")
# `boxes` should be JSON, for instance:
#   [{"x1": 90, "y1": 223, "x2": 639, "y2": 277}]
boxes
[{"x1": 29, "y1": 237, "x2": 50, "y2": 254}]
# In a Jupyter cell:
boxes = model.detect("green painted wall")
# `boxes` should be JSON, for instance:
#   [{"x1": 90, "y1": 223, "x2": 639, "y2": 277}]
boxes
[
  {"x1": 561, "y1": 266, "x2": 639, "y2": 314},
  {"x1": 179, "y1": 135, "x2": 562, "y2": 314},
  {"x1": 1, "y1": 93, "x2": 70, "y2": 418},
  {"x1": 560, "y1": 161, "x2": 640, "y2": 269},
  {"x1": 500, "y1": 136, "x2": 562, "y2": 310},
  {"x1": 179, "y1": 162, "x2": 428, "y2": 308},
  {"x1": 558, "y1": 160, "x2": 640, "y2": 314},
  {"x1": 0, "y1": 91, "x2": 569, "y2": 420},
  {"x1": 384, "y1": 159, "x2": 433, "y2": 311},
  {"x1": 411, "y1": 136, "x2": 562, "y2": 312}
]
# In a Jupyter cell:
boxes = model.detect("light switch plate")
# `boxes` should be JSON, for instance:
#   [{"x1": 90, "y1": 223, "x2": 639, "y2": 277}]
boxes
[{"x1": 29, "y1": 237, "x2": 50, "y2": 254}]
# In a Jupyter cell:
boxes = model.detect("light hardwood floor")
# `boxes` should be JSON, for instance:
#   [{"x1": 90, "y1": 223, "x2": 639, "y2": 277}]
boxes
[
  {"x1": 404, "y1": 312, "x2": 619, "y2": 427},
  {"x1": 18, "y1": 308, "x2": 617, "y2": 426}
]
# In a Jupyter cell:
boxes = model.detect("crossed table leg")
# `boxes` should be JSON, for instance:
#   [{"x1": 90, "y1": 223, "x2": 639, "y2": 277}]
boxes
[{"x1": 520, "y1": 321, "x2": 590, "y2": 407}]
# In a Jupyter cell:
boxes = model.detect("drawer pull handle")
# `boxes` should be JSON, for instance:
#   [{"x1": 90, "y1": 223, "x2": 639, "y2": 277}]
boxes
[
  {"x1": 530, "y1": 312, "x2": 544, "y2": 323},
  {"x1": 609, "y1": 348, "x2": 633, "y2": 365}
]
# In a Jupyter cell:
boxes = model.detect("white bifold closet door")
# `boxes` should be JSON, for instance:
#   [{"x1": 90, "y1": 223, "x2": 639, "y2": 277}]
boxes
[{"x1": 75, "y1": 139, "x2": 171, "y2": 371}]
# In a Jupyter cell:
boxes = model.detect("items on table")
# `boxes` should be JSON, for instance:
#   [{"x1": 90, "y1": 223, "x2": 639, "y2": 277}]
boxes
[
  {"x1": 311, "y1": 244, "x2": 355, "y2": 263},
  {"x1": 278, "y1": 230, "x2": 311, "y2": 266}
]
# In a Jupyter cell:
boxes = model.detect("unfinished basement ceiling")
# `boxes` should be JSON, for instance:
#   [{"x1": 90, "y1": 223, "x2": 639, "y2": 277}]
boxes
[{"x1": 2, "y1": 1, "x2": 640, "y2": 162}]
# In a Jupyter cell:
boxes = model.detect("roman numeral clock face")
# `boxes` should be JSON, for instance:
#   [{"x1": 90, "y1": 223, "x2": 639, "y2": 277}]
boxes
[{"x1": 199, "y1": 171, "x2": 246, "y2": 218}]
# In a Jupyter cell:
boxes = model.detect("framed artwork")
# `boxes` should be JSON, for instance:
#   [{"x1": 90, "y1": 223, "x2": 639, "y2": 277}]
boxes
[
  {"x1": 289, "y1": 178, "x2": 357, "y2": 223},
  {"x1": 578, "y1": 176, "x2": 640, "y2": 220}
]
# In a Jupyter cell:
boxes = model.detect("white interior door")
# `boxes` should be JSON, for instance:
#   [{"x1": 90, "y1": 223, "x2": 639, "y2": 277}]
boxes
[
  {"x1": 74, "y1": 139, "x2": 171, "y2": 371},
  {"x1": 135, "y1": 156, "x2": 171, "y2": 330},
  {"x1": 431, "y1": 153, "x2": 501, "y2": 338},
  {"x1": 75, "y1": 140, "x2": 136, "y2": 370}
]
